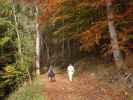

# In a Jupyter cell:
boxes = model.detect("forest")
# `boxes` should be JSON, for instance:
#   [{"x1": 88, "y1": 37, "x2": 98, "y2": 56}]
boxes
[{"x1": 0, "y1": 0, "x2": 133, "y2": 100}]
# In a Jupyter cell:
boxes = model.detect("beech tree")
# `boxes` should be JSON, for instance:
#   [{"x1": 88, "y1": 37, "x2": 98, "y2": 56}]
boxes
[{"x1": 105, "y1": 0, "x2": 124, "y2": 68}]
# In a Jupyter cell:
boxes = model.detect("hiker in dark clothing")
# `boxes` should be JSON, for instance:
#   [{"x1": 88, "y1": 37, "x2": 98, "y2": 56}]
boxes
[{"x1": 48, "y1": 65, "x2": 55, "y2": 81}]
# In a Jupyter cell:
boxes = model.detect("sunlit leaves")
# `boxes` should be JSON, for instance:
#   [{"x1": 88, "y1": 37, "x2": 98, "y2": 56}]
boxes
[
  {"x1": 40, "y1": 0, "x2": 132, "y2": 54},
  {"x1": 0, "y1": 0, "x2": 13, "y2": 17}
]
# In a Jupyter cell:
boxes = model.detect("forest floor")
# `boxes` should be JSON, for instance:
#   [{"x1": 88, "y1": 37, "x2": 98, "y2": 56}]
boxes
[{"x1": 41, "y1": 71, "x2": 128, "y2": 100}]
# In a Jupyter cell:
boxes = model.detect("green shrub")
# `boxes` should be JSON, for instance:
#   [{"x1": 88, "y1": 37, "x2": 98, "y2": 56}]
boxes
[
  {"x1": 7, "y1": 79, "x2": 46, "y2": 100},
  {"x1": 0, "y1": 65, "x2": 27, "y2": 99}
]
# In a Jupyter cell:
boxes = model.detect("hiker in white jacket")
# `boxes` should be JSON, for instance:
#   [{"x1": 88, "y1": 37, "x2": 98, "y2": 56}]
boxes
[{"x1": 67, "y1": 64, "x2": 75, "y2": 81}]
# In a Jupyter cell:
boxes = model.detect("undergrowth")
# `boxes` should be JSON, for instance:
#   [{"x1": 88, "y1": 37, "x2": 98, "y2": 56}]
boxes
[{"x1": 7, "y1": 78, "x2": 46, "y2": 100}]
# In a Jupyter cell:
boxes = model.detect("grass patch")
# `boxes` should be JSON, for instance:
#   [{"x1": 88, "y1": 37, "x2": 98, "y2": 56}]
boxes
[{"x1": 7, "y1": 78, "x2": 46, "y2": 100}]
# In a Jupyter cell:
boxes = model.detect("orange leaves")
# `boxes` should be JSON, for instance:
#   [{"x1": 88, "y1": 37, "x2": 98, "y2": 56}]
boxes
[
  {"x1": 95, "y1": 0, "x2": 105, "y2": 8},
  {"x1": 123, "y1": 27, "x2": 133, "y2": 34},
  {"x1": 56, "y1": 0, "x2": 68, "y2": 5},
  {"x1": 76, "y1": 0, "x2": 106, "y2": 9},
  {"x1": 78, "y1": 21, "x2": 107, "y2": 51},
  {"x1": 52, "y1": 16, "x2": 64, "y2": 23},
  {"x1": 38, "y1": 0, "x2": 58, "y2": 25},
  {"x1": 78, "y1": 0, "x2": 132, "y2": 52},
  {"x1": 96, "y1": 33, "x2": 102, "y2": 44},
  {"x1": 115, "y1": 6, "x2": 133, "y2": 21}
]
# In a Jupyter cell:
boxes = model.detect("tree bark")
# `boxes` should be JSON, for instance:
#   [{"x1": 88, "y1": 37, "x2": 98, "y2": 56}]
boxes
[
  {"x1": 62, "y1": 37, "x2": 65, "y2": 58},
  {"x1": 27, "y1": 69, "x2": 32, "y2": 84},
  {"x1": 106, "y1": 0, "x2": 124, "y2": 68},
  {"x1": 11, "y1": 0, "x2": 23, "y2": 66},
  {"x1": 68, "y1": 39, "x2": 71, "y2": 58},
  {"x1": 35, "y1": 6, "x2": 40, "y2": 75},
  {"x1": 44, "y1": 37, "x2": 50, "y2": 62}
]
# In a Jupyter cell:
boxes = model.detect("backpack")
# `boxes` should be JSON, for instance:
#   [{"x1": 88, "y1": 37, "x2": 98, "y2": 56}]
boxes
[{"x1": 48, "y1": 69, "x2": 55, "y2": 77}]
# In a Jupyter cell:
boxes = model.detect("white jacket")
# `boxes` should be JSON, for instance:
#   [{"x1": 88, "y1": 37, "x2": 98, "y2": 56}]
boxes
[{"x1": 67, "y1": 65, "x2": 74, "y2": 73}]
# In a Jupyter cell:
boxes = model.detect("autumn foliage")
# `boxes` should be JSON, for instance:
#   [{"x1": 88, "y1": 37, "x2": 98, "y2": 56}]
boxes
[{"x1": 17, "y1": 0, "x2": 133, "y2": 57}]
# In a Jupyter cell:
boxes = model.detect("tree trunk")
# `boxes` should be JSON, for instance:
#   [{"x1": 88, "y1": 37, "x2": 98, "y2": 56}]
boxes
[
  {"x1": 62, "y1": 10, "x2": 65, "y2": 58},
  {"x1": 35, "y1": 6, "x2": 40, "y2": 75},
  {"x1": 62, "y1": 37, "x2": 65, "y2": 58},
  {"x1": 68, "y1": 39, "x2": 71, "y2": 59},
  {"x1": 106, "y1": 0, "x2": 124, "y2": 68},
  {"x1": 27, "y1": 69, "x2": 32, "y2": 84},
  {"x1": 11, "y1": 0, "x2": 23, "y2": 66},
  {"x1": 44, "y1": 38, "x2": 50, "y2": 62}
]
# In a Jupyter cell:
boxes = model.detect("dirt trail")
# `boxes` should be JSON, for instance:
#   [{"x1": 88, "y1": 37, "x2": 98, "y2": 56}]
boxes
[{"x1": 41, "y1": 72, "x2": 120, "y2": 100}]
